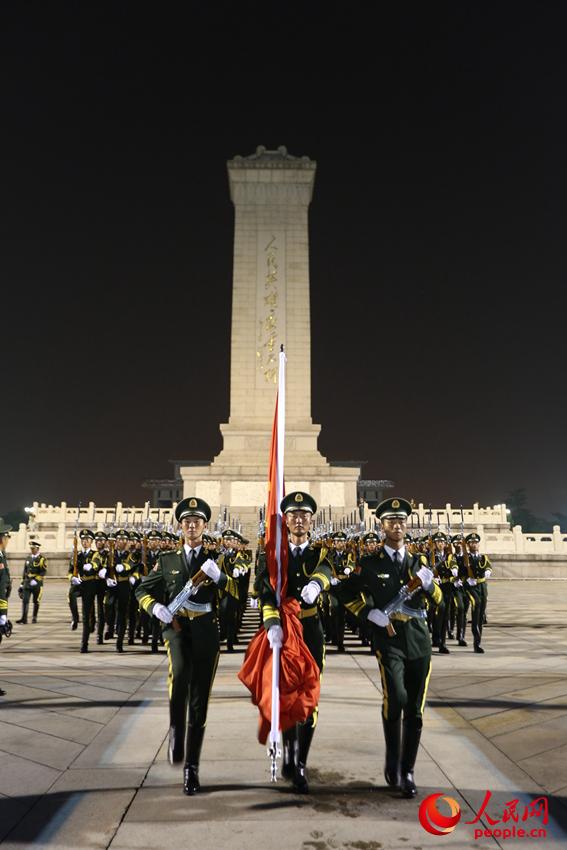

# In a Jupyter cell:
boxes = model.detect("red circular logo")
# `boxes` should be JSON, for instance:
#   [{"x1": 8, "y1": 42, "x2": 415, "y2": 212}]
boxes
[{"x1": 419, "y1": 793, "x2": 461, "y2": 836}]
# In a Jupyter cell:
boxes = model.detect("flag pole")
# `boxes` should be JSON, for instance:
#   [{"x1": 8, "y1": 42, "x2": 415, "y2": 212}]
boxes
[{"x1": 268, "y1": 345, "x2": 286, "y2": 781}]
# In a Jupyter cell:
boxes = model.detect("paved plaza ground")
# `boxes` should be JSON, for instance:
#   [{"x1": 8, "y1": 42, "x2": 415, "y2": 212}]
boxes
[{"x1": 0, "y1": 579, "x2": 566, "y2": 849}]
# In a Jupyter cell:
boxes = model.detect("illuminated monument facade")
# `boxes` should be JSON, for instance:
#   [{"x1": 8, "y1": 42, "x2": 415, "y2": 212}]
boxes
[{"x1": 178, "y1": 146, "x2": 360, "y2": 532}]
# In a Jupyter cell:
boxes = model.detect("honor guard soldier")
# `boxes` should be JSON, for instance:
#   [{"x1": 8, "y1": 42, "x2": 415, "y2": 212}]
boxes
[
  {"x1": 136, "y1": 497, "x2": 239, "y2": 795},
  {"x1": 429, "y1": 532, "x2": 452, "y2": 654},
  {"x1": 337, "y1": 497, "x2": 443, "y2": 798},
  {"x1": 146, "y1": 531, "x2": 163, "y2": 653},
  {"x1": 0, "y1": 518, "x2": 13, "y2": 695},
  {"x1": 218, "y1": 530, "x2": 246, "y2": 652},
  {"x1": 17, "y1": 540, "x2": 47, "y2": 624},
  {"x1": 328, "y1": 531, "x2": 356, "y2": 653},
  {"x1": 112, "y1": 529, "x2": 138, "y2": 653},
  {"x1": 255, "y1": 491, "x2": 333, "y2": 793},
  {"x1": 465, "y1": 533, "x2": 492, "y2": 653},
  {"x1": 69, "y1": 529, "x2": 99, "y2": 653},
  {"x1": 91, "y1": 532, "x2": 110, "y2": 644}
]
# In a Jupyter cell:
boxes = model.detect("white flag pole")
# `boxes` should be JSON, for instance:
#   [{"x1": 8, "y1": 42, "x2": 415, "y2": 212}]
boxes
[{"x1": 269, "y1": 346, "x2": 286, "y2": 781}]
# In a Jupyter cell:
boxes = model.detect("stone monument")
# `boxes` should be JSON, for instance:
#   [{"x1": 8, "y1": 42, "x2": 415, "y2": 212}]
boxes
[{"x1": 179, "y1": 146, "x2": 360, "y2": 533}]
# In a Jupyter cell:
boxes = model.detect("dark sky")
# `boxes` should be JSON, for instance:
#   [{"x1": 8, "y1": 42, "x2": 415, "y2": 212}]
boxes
[{"x1": 2, "y1": 3, "x2": 566, "y2": 520}]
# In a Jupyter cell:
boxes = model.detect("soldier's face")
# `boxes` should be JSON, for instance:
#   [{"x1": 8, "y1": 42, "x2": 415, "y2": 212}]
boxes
[
  {"x1": 285, "y1": 510, "x2": 312, "y2": 539},
  {"x1": 0, "y1": 534, "x2": 9, "y2": 550},
  {"x1": 30, "y1": 546, "x2": 40, "y2": 555},
  {"x1": 96, "y1": 540, "x2": 105, "y2": 550},
  {"x1": 366, "y1": 540, "x2": 378, "y2": 553},
  {"x1": 469, "y1": 540, "x2": 480, "y2": 552},
  {"x1": 382, "y1": 516, "x2": 406, "y2": 546},
  {"x1": 82, "y1": 538, "x2": 91, "y2": 549},
  {"x1": 181, "y1": 515, "x2": 206, "y2": 543},
  {"x1": 435, "y1": 540, "x2": 445, "y2": 552},
  {"x1": 149, "y1": 540, "x2": 159, "y2": 550},
  {"x1": 117, "y1": 536, "x2": 128, "y2": 549},
  {"x1": 334, "y1": 540, "x2": 346, "y2": 552}
]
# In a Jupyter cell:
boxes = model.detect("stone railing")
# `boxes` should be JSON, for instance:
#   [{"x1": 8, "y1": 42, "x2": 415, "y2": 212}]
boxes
[{"x1": 6, "y1": 500, "x2": 567, "y2": 557}]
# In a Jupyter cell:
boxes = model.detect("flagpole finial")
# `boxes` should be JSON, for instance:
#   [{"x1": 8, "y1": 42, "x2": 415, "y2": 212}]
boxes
[{"x1": 280, "y1": 344, "x2": 284, "y2": 352}]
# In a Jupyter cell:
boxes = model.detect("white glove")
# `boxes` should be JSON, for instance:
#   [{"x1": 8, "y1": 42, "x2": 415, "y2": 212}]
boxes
[
  {"x1": 433, "y1": 577, "x2": 441, "y2": 585},
  {"x1": 300, "y1": 581, "x2": 321, "y2": 605},
  {"x1": 115, "y1": 564, "x2": 124, "y2": 573},
  {"x1": 344, "y1": 567, "x2": 352, "y2": 576},
  {"x1": 454, "y1": 579, "x2": 463, "y2": 587},
  {"x1": 416, "y1": 566, "x2": 434, "y2": 591},
  {"x1": 267, "y1": 624, "x2": 283, "y2": 649},
  {"x1": 129, "y1": 576, "x2": 136, "y2": 585},
  {"x1": 248, "y1": 597, "x2": 259, "y2": 609},
  {"x1": 467, "y1": 577, "x2": 477, "y2": 586},
  {"x1": 106, "y1": 577, "x2": 117, "y2": 587},
  {"x1": 153, "y1": 603, "x2": 173, "y2": 624},
  {"x1": 232, "y1": 567, "x2": 240, "y2": 578},
  {"x1": 201, "y1": 558, "x2": 222, "y2": 583},
  {"x1": 367, "y1": 608, "x2": 390, "y2": 628},
  {"x1": 83, "y1": 563, "x2": 92, "y2": 572},
  {"x1": 30, "y1": 579, "x2": 38, "y2": 586},
  {"x1": 451, "y1": 567, "x2": 458, "y2": 577},
  {"x1": 0, "y1": 615, "x2": 7, "y2": 626},
  {"x1": 330, "y1": 577, "x2": 339, "y2": 586},
  {"x1": 239, "y1": 566, "x2": 247, "y2": 576},
  {"x1": 484, "y1": 568, "x2": 492, "y2": 578},
  {"x1": 98, "y1": 568, "x2": 107, "y2": 579},
  {"x1": 71, "y1": 576, "x2": 82, "y2": 585}
]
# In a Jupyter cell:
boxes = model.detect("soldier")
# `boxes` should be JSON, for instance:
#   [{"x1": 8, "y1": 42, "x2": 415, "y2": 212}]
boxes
[
  {"x1": 136, "y1": 497, "x2": 239, "y2": 795},
  {"x1": 145, "y1": 530, "x2": 163, "y2": 653},
  {"x1": 91, "y1": 531, "x2": 110, "y2": 644},
  {"x1": 68, "y1": 529, "x2": 100, "y2": 653},
  {"x1": 17, "y1": 540, "x2": 47, "y2": 624},
  {"x1": 255, "y1": 491, "x2": 333, "y2": 793},
  {"x1": 112, "y1": 529, "x2": 138, "y2": 653},
  {"x1": 328, "y1": 531, "x2": 356, "y2": 653},
  {"x1": 0, "y1": 518, "x2": 13, "y2": 695},
  {"x1": 337, "y1": 497, "x2": 442, "y2": 798},
  {"x1": 429, "y1": 531, "x2": 452, "y2": 654},
  {"x1": 449, "y1": 534, "x2": 468, "y2": 645},
  {"x1": 218, "y1": 530, "x2": 245, "y2": 652},
  {"x1": 465, "y1": 533, "x2": 492, "y2": 653}
]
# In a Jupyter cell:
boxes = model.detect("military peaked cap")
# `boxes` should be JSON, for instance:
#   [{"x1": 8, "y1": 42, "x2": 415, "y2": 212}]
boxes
[
  {"x1": 281, "y1": 491, "x2": 317, "y2": 514},
  {"x1": 175, "y1": 497, "x2": 211, "y2": 523},
  {"x1": 79, "y1": 529, "x2": 94, "y2": 540},
  {"x1": 375, "y1": 497, "x2": 412, "y2": 520},
  {"x1": 466, "y1": 533, "x2": 481, "y2": 543}
]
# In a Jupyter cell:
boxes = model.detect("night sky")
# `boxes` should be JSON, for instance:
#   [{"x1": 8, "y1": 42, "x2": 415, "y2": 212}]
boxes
[{"x1": 2, "y1": 3, "x2": 566, "y2": 521}]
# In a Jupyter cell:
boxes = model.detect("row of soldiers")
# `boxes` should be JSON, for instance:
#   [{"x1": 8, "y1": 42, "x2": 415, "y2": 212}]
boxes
[
  {"x1": 66, "y1": 527, "x2": 252, "y2": 653},
  {"x1": 265, "y1": 526, "x2": 491, "y2": 656}
]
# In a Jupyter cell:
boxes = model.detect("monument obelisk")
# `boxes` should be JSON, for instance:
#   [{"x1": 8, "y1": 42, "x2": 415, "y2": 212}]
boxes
[{"x1": 179, "y1": 146, "x2": 359, "y2": 533}]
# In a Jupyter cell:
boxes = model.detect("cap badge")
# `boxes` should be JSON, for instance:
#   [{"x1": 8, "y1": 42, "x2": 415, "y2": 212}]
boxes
[
  {"x1": 189, "y1": 499, "x2": 197, "y2": 508},
  {"x1": 295, "y1": 493, "x2": 303, "y2": 503},
  {"x1": 392, "y1": 499, "x2": 400, "y2": 509}
]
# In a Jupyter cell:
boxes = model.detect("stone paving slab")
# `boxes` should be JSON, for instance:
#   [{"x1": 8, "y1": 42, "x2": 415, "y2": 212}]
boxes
[{"x1": 0, "y1": 579, "x2": 566, "y2": 849}]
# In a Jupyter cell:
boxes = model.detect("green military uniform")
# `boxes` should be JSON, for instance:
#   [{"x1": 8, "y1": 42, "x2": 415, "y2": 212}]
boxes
[
  {"x1": 69, "y1": 530, "x2": 101, "y2": 653},
  {"x1": 327, "y1": 531, "x2": 356, "y2": 652},
  {"x1": 465, "y1": 533, "x2": 491, "y2": 653},
  {"x1": 255, "y1": 491, "x2": 333, "y2": 793},
  {"x1": 136, "y1": 497, "x2": 239, "y2": 795},
  {"x1": 91, "y1": 531, "x2": 110, "y2": 644},
  {"x1": 0, "y1": 519, "x2": 13, "y2": 695},
  {"x1": 337, "y1": 497, "x2": 442, "y2": 799},
  {"x1": 18, "y1": 543, "x2": 47, "y2": 624},
  {"x1": 112, "y1": 530, "x2": 139, "y2": 652},
  {"x1": 217, "y1": 530, "x2": 246, "y2": 652}
]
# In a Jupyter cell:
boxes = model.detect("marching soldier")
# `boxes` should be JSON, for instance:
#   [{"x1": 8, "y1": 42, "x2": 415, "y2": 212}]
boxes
[
  {"x1": 112, "y1": 529, "x2": 138, "y2": 653},
  {"x1": 465, "y1": 533, "x2": 492, "y2": 653},
  {"x1": 218, "y1": 530, "x2": 245, "y2": 652},
  {"x1": 68, "y1": 529, "x2": 99, "y2": 653},
  {"x1": 0, "y1": 518, "x2": 12, "y2": 695},
  {"x1": 337, "y1": 497, "x2": 442, "y2": 798},
  {"x1": 328, "y1": 531, "x2": 356, "y2": 652},
  {"x1": 17, "y1": 540, "x2": 47, "y2": 624},
  {"x1": 449, "y1": 534, "x2": 468, "y2": 645},
  {"x1": 136, "y1": 497, "x2": 239, "y2": 795},
  {"x1": 429, "y1": 531, "x2": 451, "y2": 654},
  {"x1": 145, "y1": 530, "x2": 163, "y2": 653},
  {"x1": 91, "y1": 531, "x2": 110, "y2": 644},
  {"x1": 255, "y1": 491, "x2": 333, "y2": 793}
]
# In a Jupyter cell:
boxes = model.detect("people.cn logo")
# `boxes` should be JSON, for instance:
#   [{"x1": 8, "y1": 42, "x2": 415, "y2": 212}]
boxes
[{"x1": 419, "y1": 793, "x2": 462, "y2": 836}]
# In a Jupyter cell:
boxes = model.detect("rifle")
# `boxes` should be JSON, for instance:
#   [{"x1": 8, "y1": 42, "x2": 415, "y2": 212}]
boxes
[
  {"x1": 168, "y1": 569, "x2": 210, "y2": 632},
  {"x1": 460, "y1": 506, "x2": 473, "y2": 578},
  {"x1": 257, "y1": 506, "x2": 266, "y2": 554},
  {"x1": 380, "y1": 574, "x2": 427, "y2": 637},
  {"x1": 72, "y1": 503, "x2": 81, "y2": 577},
  {"x1": 427, "y1": 506, "x2": 435, "y2": 569}
]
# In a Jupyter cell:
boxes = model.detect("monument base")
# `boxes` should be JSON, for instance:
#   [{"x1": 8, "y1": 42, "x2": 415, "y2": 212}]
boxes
[{"x1": 179, "y1": 422, "x2": 360, "y2": 537}]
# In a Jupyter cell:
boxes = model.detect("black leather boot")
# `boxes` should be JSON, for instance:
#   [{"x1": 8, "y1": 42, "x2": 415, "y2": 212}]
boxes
[
  {"x1": 400, "y1": 719, "x2": 422, "y2": 798},
  {"x1": 183, "y1": 725, "x2": 205, "y2": 795},
  {"x1": 168, "y1": 725, "x2": 186, "y2": 765},
  {"x1": 32, "y1": 602, "x2": 39, "y2": 623},
  {"x1": 17, "y1": 603, "x2": 29, "y2": 625},
  {"x1": 281, "y1": 726, "x2": 296, "y2": 780},
  {"x1": 382, "y1": 715, "x2": 401, "y2": 787},
  {"x1": 293, "y1": 721, "x2": 315, "y2": 793}
]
